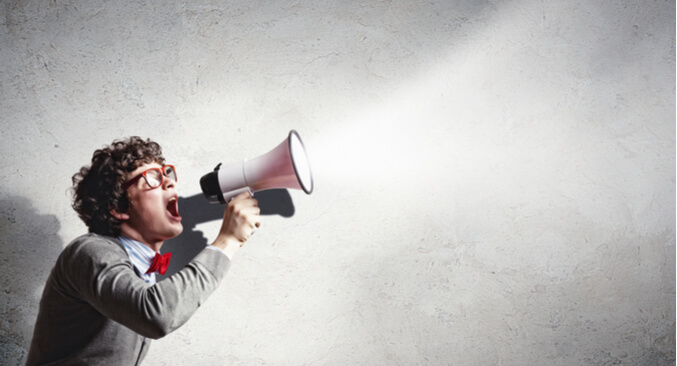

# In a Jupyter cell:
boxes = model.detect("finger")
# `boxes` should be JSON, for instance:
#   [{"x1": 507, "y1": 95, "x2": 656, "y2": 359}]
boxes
[
  {"x1": 243, "y1": 205, "x2": 261, "y2": 215},
  {"x1": 232, "y1": 204, "x2": 260, "y2": 218},
  {"x1": 238, "y1": 198, "x2": 259, "y2": 209},
  {"x1": 246, "y1": 214, "x2": 261, "y2": 230},
  {"x1": 250, "y1": 214, "x2": 262, "y2": 229},
  {"x1": 231, "y1": 190, "x2": 253, "y2": 202},
  {"x1": 230, "y1": 197, "x2": 258, "y2": 210},
  {"x1": 247, "y1": 220, "x2": 261, "y2": 231},
  {"x1": 227, "y1": 200, "x2": 259, "y2": 218},
  {"x1": 240, "y1": 208, "x2": 261, "y2": 226}
]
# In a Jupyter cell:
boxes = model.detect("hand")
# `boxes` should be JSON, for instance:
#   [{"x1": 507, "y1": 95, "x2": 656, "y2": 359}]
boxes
[{"x1": 211, "y1": 191, "x2": 261, "y2": 256}]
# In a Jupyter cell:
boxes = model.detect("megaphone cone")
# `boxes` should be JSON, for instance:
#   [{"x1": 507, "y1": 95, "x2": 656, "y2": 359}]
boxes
[{"x1": 200, "y1": 130, "x2": 314, "y2": 203}]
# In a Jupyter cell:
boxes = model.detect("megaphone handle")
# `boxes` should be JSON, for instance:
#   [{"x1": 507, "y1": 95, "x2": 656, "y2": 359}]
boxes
[
  {"x1": 226, "y1": 187, "x2": 255, "y2": 245},
  {"x1": 226, "y1": 187, "x2": 257, "y2": 236},
  {"x1": 222, "y1": 187, "x2": 254, "y2": 203}
]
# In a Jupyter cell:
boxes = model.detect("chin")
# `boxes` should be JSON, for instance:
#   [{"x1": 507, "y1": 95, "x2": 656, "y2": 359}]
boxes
[
  {"x1": 161, "y1": 223, "x2": 183, "y2": 240},
  {"x1": 169, "y1": 224, "x2": 184, "y2": 238}
]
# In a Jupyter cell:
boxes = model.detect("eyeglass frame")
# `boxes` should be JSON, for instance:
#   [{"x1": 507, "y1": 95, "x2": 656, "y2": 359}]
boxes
[{"x1": 123, "y1": 164, "x2": 177, "y2": 190}]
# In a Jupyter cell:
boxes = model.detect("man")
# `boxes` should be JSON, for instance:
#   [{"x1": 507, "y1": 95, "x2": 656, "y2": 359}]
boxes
[{"x1": 26, "y1": 136, "x2": 261, "y2": 365}]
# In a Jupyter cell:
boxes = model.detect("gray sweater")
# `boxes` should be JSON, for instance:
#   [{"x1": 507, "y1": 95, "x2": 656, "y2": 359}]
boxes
[{"x1": 26, "y1": 233, "x2": 230, "y2": 365}]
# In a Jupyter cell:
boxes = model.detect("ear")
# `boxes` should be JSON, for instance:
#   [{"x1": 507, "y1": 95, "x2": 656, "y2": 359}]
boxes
[{"x1": 110, "y1": 208, "x2": 130, "y2": 221}]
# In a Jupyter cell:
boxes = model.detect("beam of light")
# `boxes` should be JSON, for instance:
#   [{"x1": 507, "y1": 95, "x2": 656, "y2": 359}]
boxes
[
  {"x1": 306, "y1": 20, "x2": 500, "y2": 198},
  {"x1": 303, "y1": 0, "x2": 616, "y2": 227}
]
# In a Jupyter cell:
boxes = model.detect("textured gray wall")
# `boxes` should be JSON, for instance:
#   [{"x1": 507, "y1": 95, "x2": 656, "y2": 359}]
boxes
[{"x1": 1, "y1": 0, "x2": 674, "y2": 365}]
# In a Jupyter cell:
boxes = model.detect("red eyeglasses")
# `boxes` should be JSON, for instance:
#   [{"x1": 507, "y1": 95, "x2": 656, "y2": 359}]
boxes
[{"x1": 123, "y1": 165, "x2": 177, "y2": 190}]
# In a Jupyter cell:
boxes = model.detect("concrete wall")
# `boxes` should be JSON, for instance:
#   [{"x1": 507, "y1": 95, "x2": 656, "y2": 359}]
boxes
[{"x1": 1, "y1": 0, "x2": 674, "y2": 365}]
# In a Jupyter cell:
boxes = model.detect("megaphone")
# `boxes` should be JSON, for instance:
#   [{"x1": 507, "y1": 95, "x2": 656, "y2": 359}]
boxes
[{"x1": 200, "y1": 130, "x2": 314, "y2": 204}]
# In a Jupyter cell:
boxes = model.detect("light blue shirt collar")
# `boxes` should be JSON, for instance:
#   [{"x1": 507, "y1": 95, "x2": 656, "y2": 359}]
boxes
[{"x1": 118, "y1": 235, "x2": 157, "y2": 285}]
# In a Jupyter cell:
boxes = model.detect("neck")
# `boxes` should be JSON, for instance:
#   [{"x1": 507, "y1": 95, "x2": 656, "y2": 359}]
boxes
[{"x1": 119, "y1": 227, "x2": 164, "y2": 253}]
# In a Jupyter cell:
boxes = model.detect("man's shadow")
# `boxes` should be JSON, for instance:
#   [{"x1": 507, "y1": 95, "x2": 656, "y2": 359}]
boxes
[
  {"x1": 159, "y1": 189, "x2": 295, "y2": 278},
  {"x1": 0, "y1": 196, "x2": 63, "y2": 365}
]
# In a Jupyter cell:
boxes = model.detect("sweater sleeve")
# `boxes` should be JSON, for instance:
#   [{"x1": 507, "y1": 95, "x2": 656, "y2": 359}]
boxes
[{"x1": 58, "y1": 234, "x2": 231, "y2": 339}]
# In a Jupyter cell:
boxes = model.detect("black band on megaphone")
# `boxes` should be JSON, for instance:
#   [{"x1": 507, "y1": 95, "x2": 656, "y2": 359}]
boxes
[{"x1": 200, "y1": 163, "x2": 226, "y2": 204}]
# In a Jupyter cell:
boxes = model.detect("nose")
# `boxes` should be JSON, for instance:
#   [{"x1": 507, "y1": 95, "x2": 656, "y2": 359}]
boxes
[{"x1": 163, "y1": 174, "x2": 177, "y2": 190}]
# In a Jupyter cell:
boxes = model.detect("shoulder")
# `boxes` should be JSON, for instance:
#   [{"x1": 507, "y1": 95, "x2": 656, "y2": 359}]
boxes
[
  {"x1": 51, "y1": 234, "x2": 134, "y2": 295},
  {"x1": 58, "y1": 233, "x2": 129, "y2": 269},
  {"x1": 64, "y1": 233, "x2": 125, "y2": 256}
]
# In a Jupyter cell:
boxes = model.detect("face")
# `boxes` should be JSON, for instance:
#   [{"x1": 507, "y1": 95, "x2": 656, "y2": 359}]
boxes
[{"x1": 118, "y1": 162, "x2": 183, "y2": 248}]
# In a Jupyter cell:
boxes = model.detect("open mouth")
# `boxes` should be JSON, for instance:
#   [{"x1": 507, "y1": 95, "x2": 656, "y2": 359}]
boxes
[{"x1": 167, "y1": 197, "x2": 181, "y2": 219}]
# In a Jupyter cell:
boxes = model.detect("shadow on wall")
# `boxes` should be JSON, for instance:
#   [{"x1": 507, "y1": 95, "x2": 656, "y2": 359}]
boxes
[
  {"x1": 0, "y1": 196, "x2": 63, "y2": 365},
  {"x1": 160, "y1": 189, "x2": 295, "y2": 278}
]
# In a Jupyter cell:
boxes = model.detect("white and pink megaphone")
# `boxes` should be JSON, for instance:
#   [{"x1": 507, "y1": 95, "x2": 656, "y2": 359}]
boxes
[{"x1": 200, "y1": 130, "x2": 314, "y2": 204}]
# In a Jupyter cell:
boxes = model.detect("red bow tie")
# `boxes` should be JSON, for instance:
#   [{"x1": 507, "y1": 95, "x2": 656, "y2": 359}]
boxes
[{"x1": 146, "y1": 252, "x2": 172, "y2": 275}]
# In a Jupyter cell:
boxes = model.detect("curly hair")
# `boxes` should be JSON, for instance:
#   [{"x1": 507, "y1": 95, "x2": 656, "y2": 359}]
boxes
[{"x1": 71, "y1": 136, "x2": 165, "y2": 237}]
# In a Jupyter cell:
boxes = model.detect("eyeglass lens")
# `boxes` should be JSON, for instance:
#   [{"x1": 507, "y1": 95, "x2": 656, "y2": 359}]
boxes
[
  {"x1": 164, "y1": 166, "x2": 176, "y2": 181},
  {"x1": 145, "y1": 170, "x2": 163, "y2": 188},
  {"x1": 144, "y1": 166, "x2": 177, "y2": 188}
]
